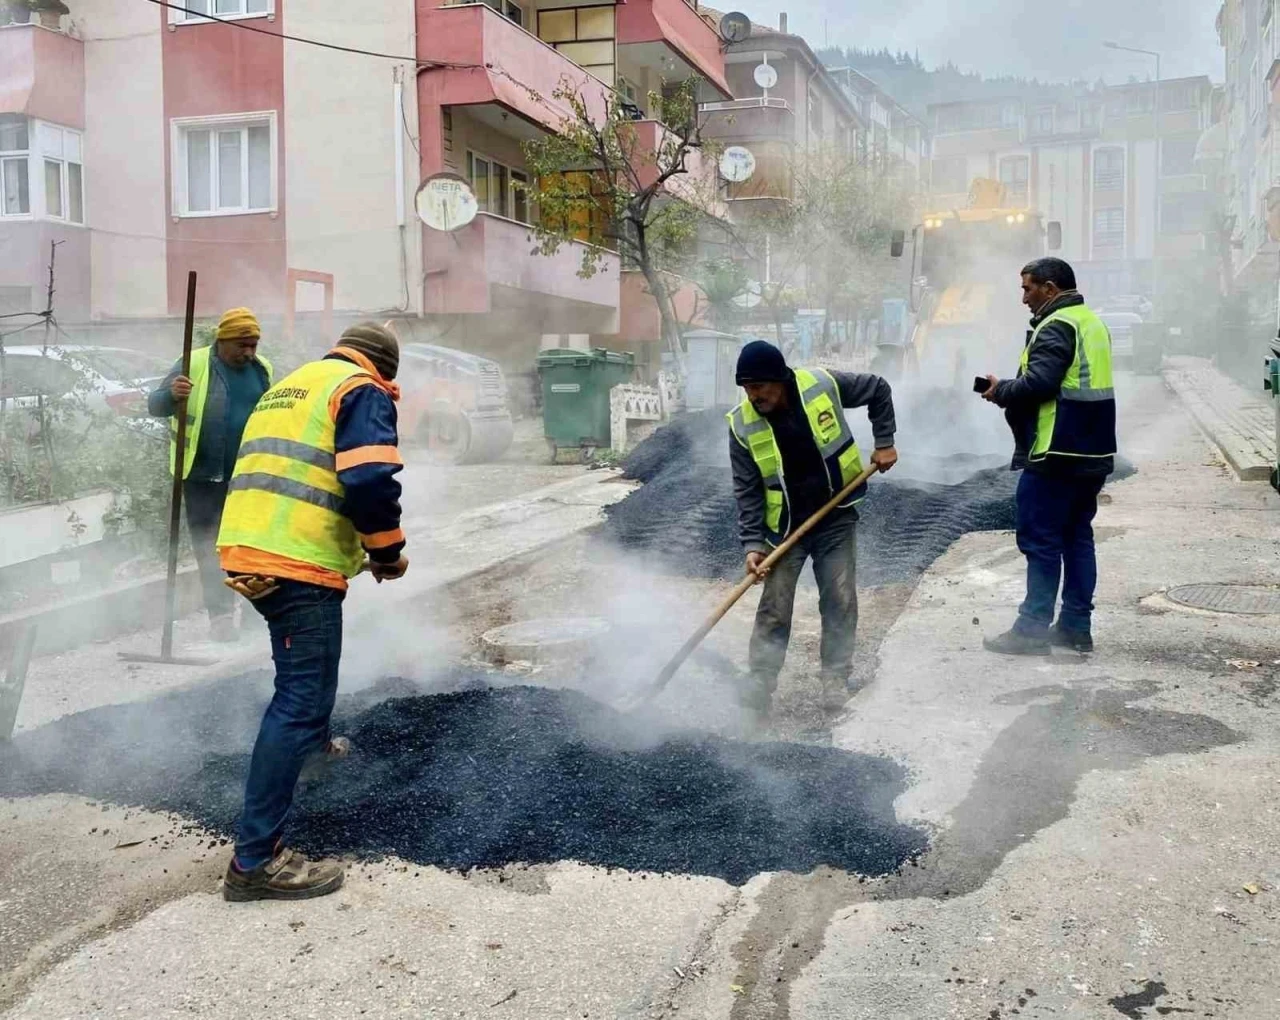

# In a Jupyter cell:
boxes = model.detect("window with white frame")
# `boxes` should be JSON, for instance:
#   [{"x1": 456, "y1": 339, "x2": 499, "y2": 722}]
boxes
[
  {"x1": 173, "y1": 113, "x2": 276, "y2": 216},
  {"x1": 37, "y1": 121, "x2": 84, "y2": 223},
  {"x1": 1, "y1": 117, "x2": 83, "y2": 222},
  {"x1": 0, "y1": 114, "x2": 29, "y2": 217},
  {"x1": 466, "y1": 152, "x2": 530, "y2": 224},
  {"x1": 172, "y1": 0, "x2": 271, "y2": 22}
]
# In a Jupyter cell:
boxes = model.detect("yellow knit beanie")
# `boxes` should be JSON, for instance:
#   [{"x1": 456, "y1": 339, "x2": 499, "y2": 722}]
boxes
[{"x1": 216, "y1": 307, "x2": 261, "y2": 341}]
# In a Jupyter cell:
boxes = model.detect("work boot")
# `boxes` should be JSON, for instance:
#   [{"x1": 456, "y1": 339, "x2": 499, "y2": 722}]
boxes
[
  {"x1": 222, "y1": 846, "x2": 345, "y2": 902},
  {"x1": 982, "y1": 628, "x2": 1050, "y2": 656},
  {"x1": 210, "y1": 614, "x2": 238, "y2": 644},
  {"x1": 819, "y1": 673, "x2": 852, "y2": 715},
  {"x1": 1049, "y1": 624, "x2": 1094, "y2": 654}
]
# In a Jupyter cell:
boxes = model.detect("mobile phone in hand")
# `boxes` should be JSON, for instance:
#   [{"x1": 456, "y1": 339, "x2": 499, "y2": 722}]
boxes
[{"x1": 973, "y1": 376, "x2": 990, "y2": 394}]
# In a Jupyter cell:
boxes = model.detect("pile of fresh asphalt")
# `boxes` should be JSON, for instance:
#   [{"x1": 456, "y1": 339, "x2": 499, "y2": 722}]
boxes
[
  {"x1": 603, "y1": 390, "x2": 1133, "y2": 583},
  {"x1": 0, "y1": 675, "x2": 928, "y2": 885}
]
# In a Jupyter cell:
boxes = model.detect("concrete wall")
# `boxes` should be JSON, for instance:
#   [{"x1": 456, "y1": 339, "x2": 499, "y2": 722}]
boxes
[
  {"x1": 284, "y1": 0, "x2": 420, "y2": 316},
  {"x1": 0, "y1": 220, "x2": 90, "y2": 320},
  {"x1": 77, "y1": 0, "x2": 168, "y2": 321}
]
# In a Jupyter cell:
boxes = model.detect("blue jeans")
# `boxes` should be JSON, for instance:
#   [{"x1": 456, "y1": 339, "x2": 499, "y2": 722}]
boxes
[
  {"x1": 1014, "y1": 470, "x2": 1105, "y2": 638},
  {"x1": 236, "y1": 579, "x2": 345, "y2": 869}
]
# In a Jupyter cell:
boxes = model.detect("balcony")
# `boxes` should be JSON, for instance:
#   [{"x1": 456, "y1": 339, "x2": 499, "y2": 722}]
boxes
[
  {"x1": 702, "y1": 97, "x2": 797, "y2": 145},
  {"x1": 423, "y1": 212, "x2": 620, "y2": 327},
  {"x1": 626, "y1": 118, "x2": 726, "y2": 217},
  {"x1": 616, "y1": 0, "x2": 730, "y2": 98},
  {"x1": 614, "y1": 268, "x2": 703, "y2": 343},
  {"x1": 0, "y1": 22, "x2": 83, "y2": 128},
  {"x1": 416, "y1": 4, "x2": 610, "y2": 137}
]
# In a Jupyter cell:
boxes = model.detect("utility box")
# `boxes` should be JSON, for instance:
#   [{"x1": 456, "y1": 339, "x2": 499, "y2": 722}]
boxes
[
  {"x1": 684, "y1": 329, "x2": 743, "y2": 410},
  {"x1": 536, "y1": 348, "x2": 635, "y2": 462}
]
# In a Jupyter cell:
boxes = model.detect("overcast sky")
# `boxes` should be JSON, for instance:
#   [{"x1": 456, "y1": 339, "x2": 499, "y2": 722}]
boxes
[{"x1": 744, "y1": 1, "x2": 1224, "y2": 84}]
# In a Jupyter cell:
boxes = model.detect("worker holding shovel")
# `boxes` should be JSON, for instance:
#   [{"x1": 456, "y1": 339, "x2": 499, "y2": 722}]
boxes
[
  {"x1": 728, "y1": 341, "x2": 898, "y2": 719},
  {"x1": 216, "y1": 323, "x2": 409, "y2": 902}
]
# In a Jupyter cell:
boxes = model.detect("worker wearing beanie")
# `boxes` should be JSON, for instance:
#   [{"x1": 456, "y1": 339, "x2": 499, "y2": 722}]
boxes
[
  {"x1": 148, "y1": 307, "x2": 273, "y2": 643},
  {"x1": 216, "y1": 322, "x2": 409, "y2": 902},
  {"x1": 728, "y1": 340, "x2": 898, "y2": 720}
]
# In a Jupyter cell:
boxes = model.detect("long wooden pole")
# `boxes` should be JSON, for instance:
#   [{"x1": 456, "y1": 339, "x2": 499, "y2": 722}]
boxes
[
  {"x1": 640, "y1": 460, "x2": 882, "y2": 705},
  {"x1": 161, "y1": 271, "x2": 198, "y2": 660}
]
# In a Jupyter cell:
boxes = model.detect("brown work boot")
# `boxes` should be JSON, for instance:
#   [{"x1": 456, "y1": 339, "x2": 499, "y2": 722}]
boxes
[
  {"x1": 820, "y1": 673, "x2": 852, "y2": 715},
  {"x1": 222, "y1": 846, "x2": 345, "y2": 902}
]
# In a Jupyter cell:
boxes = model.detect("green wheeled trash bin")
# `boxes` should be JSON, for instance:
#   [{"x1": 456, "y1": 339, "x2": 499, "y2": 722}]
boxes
[{"x1": 536, "y1": 348, "x2": 636, "y2": 463}]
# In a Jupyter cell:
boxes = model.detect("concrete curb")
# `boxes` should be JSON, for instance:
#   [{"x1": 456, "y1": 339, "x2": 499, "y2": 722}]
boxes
[
  {"x1": 1163, "y1": 356, "x2": 1274, "y2": 482},
  {"x1": 0, "y1": 567, "x2": 204, "y2": 661}
]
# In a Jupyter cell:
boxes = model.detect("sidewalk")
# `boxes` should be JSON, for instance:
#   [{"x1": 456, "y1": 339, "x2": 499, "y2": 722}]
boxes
[{"x1": 1163, "y1": 355, "x2": 1275, "y2": 480}]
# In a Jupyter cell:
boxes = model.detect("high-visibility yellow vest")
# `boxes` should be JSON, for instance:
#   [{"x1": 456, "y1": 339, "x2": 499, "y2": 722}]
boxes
[
  {"x1": 727, "y1": 367, "x2": 865, "y2": 546},
  {"x1": 216, "y1": 358, "x2": 367, "y2": 578},
  {"x1": 169, "y1": 345, "x2": 274, "y2": 479},
  {"x1": 1019, "y1": 303, "x2": 1117, "y2": 462}
]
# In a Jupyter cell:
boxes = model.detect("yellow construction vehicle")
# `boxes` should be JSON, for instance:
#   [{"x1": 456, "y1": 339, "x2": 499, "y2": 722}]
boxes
[{"x1": 887, "y1": 179, "x2": 1061, "y2": 386}]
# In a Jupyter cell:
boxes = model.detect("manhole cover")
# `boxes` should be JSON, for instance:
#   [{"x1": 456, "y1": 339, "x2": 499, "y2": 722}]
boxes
[
  {"x1": 1166, "y1": 583, "x2": 1280, "y2": 615},
  {"x1": 481, "y1": 617, "x2": 611, "y2": 664}
]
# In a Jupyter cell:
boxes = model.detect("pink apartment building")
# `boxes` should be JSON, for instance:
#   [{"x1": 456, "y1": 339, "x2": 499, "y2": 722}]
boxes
[{"x1": 0, "y1": 0, "x2": 727, "y2": 369}]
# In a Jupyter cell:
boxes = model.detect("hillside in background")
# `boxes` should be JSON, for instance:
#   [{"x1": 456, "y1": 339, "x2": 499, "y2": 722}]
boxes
[{"x1": 815, "y1": 47, "x2": 1099, "y2": 119}]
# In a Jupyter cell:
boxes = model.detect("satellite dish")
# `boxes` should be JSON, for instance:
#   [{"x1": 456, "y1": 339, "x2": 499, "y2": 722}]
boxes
[
  {"x1": 732, "y1": 281, "x2": 763, "y2": 309},
  {"x1": 719, "y1": 11, "x2": 752, "y2": 44},
  {"x1": 415, "y1": 173, "x2": 479, "y2": 232},
  {"x1": 719, "y1": 146, "x2": 756, "y2": 183},
  {"x1": 753, "y1": 63, "x2": 778, "y2": 90}
]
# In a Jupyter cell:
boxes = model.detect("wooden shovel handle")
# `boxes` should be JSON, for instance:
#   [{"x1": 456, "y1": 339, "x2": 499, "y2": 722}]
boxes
[{"x1": 641, "y1": 461, "x2": 881, "y2": 703}]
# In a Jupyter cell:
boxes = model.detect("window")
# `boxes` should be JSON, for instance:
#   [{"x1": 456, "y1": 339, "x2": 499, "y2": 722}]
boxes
[
  {"x1": 537, "y1": 6, "x2": 615, "y2": 84},
  {"x1": 481, "y1": 0, "x2": 523, "y2": 26},
  {"x1": 931, "y1": 156, "x2": 967, "y2": 194},
  {"x1": 173, "y1": 113, "x2": 276, "y2": 216},
  {"x1": 1094, "y1": 146, "x2": 1124, "y2": 189},
  {"x1": 1, "y1": 114, "x2": 29, "y2": 217},
  {"x1": 1161, "y1": 138, "x2": 1198, "y2": 176},
  {"x1": 1093, "y1": 207, "x2": 1125, "y2": 248},
  {"x1": 998, "y1": 155, "x2": 1029, "y2": 203},
  {"x1": 808, "y1": 89, "x2": 823, "y2": 138},
  {"x1": 173, "y1": 0, "x2": 271, "y2": 22},
  {"x1": 466, "y1": 152, "x2": 531, "y2": 224},
  {"x1": 1081, "y1": 103, "x2": 1102, "y2": 131},
  {"x1": 1032, "y1": 107, "x2": 1054, "y2": 135},
  {"x1": 1161, "y1": 192, "x2": 1208, "y2": 234},
  {"x1": 1126, "y1": 90, "x2": 1154, "y2": 115},
  {"x1": 618, "y1": 78, "x2": 645, "y2": 119}
]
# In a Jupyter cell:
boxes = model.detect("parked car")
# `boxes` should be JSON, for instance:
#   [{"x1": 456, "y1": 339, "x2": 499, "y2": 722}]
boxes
[
  {"x1": 1099, "y1": 312, "x2": 1142, "y2": 361},
  {"x1": 398, "y1": 343, "x2": 514, "y2": 463},
  {"x1": 0, "y1": 345, "x2": 171, "y2": 434}
]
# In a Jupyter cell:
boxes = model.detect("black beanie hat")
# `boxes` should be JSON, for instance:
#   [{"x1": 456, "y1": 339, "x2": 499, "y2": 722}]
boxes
[
  {"x1": 735, "y1": 340, "x2": 791, "y2": 385},
  {"x1": 337, "y1": 321, "x2": 400, "y2": 381}
]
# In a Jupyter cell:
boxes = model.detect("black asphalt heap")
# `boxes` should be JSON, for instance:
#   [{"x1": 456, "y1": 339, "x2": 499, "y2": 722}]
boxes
[
  {"x1": 604, "y1": 403, "x2": 1134, "y2": 582},
  {"x1": 604, "y1": 408, "x2": 1019, "y2": 582},
  {"x1": 0, "y1": 678, "x2": 928, "y2": 885}
]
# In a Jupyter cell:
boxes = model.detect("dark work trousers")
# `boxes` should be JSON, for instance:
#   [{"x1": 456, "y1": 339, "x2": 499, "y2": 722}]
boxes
[
  {"x1": 184, "y1": 479, "x2": 236, "y2": 620},
  {"x1": 236, "y1": 580, "x2": 346, "y2": 869},
  {"x1": 747, "y1": 517, "x2": 858, "y2": 708},
  {"x1": 1013, "y1": 470, "x2": 1106, "y2": 638}
]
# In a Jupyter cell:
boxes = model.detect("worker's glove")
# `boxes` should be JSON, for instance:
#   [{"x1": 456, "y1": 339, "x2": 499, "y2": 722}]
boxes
[{"x1": 224, "y1": 574, "x2": 280, "y2": 600}]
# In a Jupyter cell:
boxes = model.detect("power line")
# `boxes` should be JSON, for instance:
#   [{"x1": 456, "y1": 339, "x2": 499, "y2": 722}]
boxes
[
  {"x1": 141, "y1": 0, "x2": 482, "y2": 69},
  {"x1": 0, "y1": 311, "x2": 47, "y2": 320}
]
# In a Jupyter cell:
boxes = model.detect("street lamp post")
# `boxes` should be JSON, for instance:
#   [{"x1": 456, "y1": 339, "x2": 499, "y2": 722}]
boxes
[{"x1": 1105, "y1": 41, "x2": 1163, "y2": 313}]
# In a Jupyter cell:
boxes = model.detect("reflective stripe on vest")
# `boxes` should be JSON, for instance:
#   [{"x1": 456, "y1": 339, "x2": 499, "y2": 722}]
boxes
[
  {"x1": 727, "y1": 367, "x2": 865, "y2": 546},
  {"x1": 168, "y1": 346, "x2": 274, "y2": 479},
  {"x1": 1019, "y1": 302, "x2": 1117, "y2": 461},
  {"x1": 215, "y1": 358, "x2": 368, "y2": 578}
]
